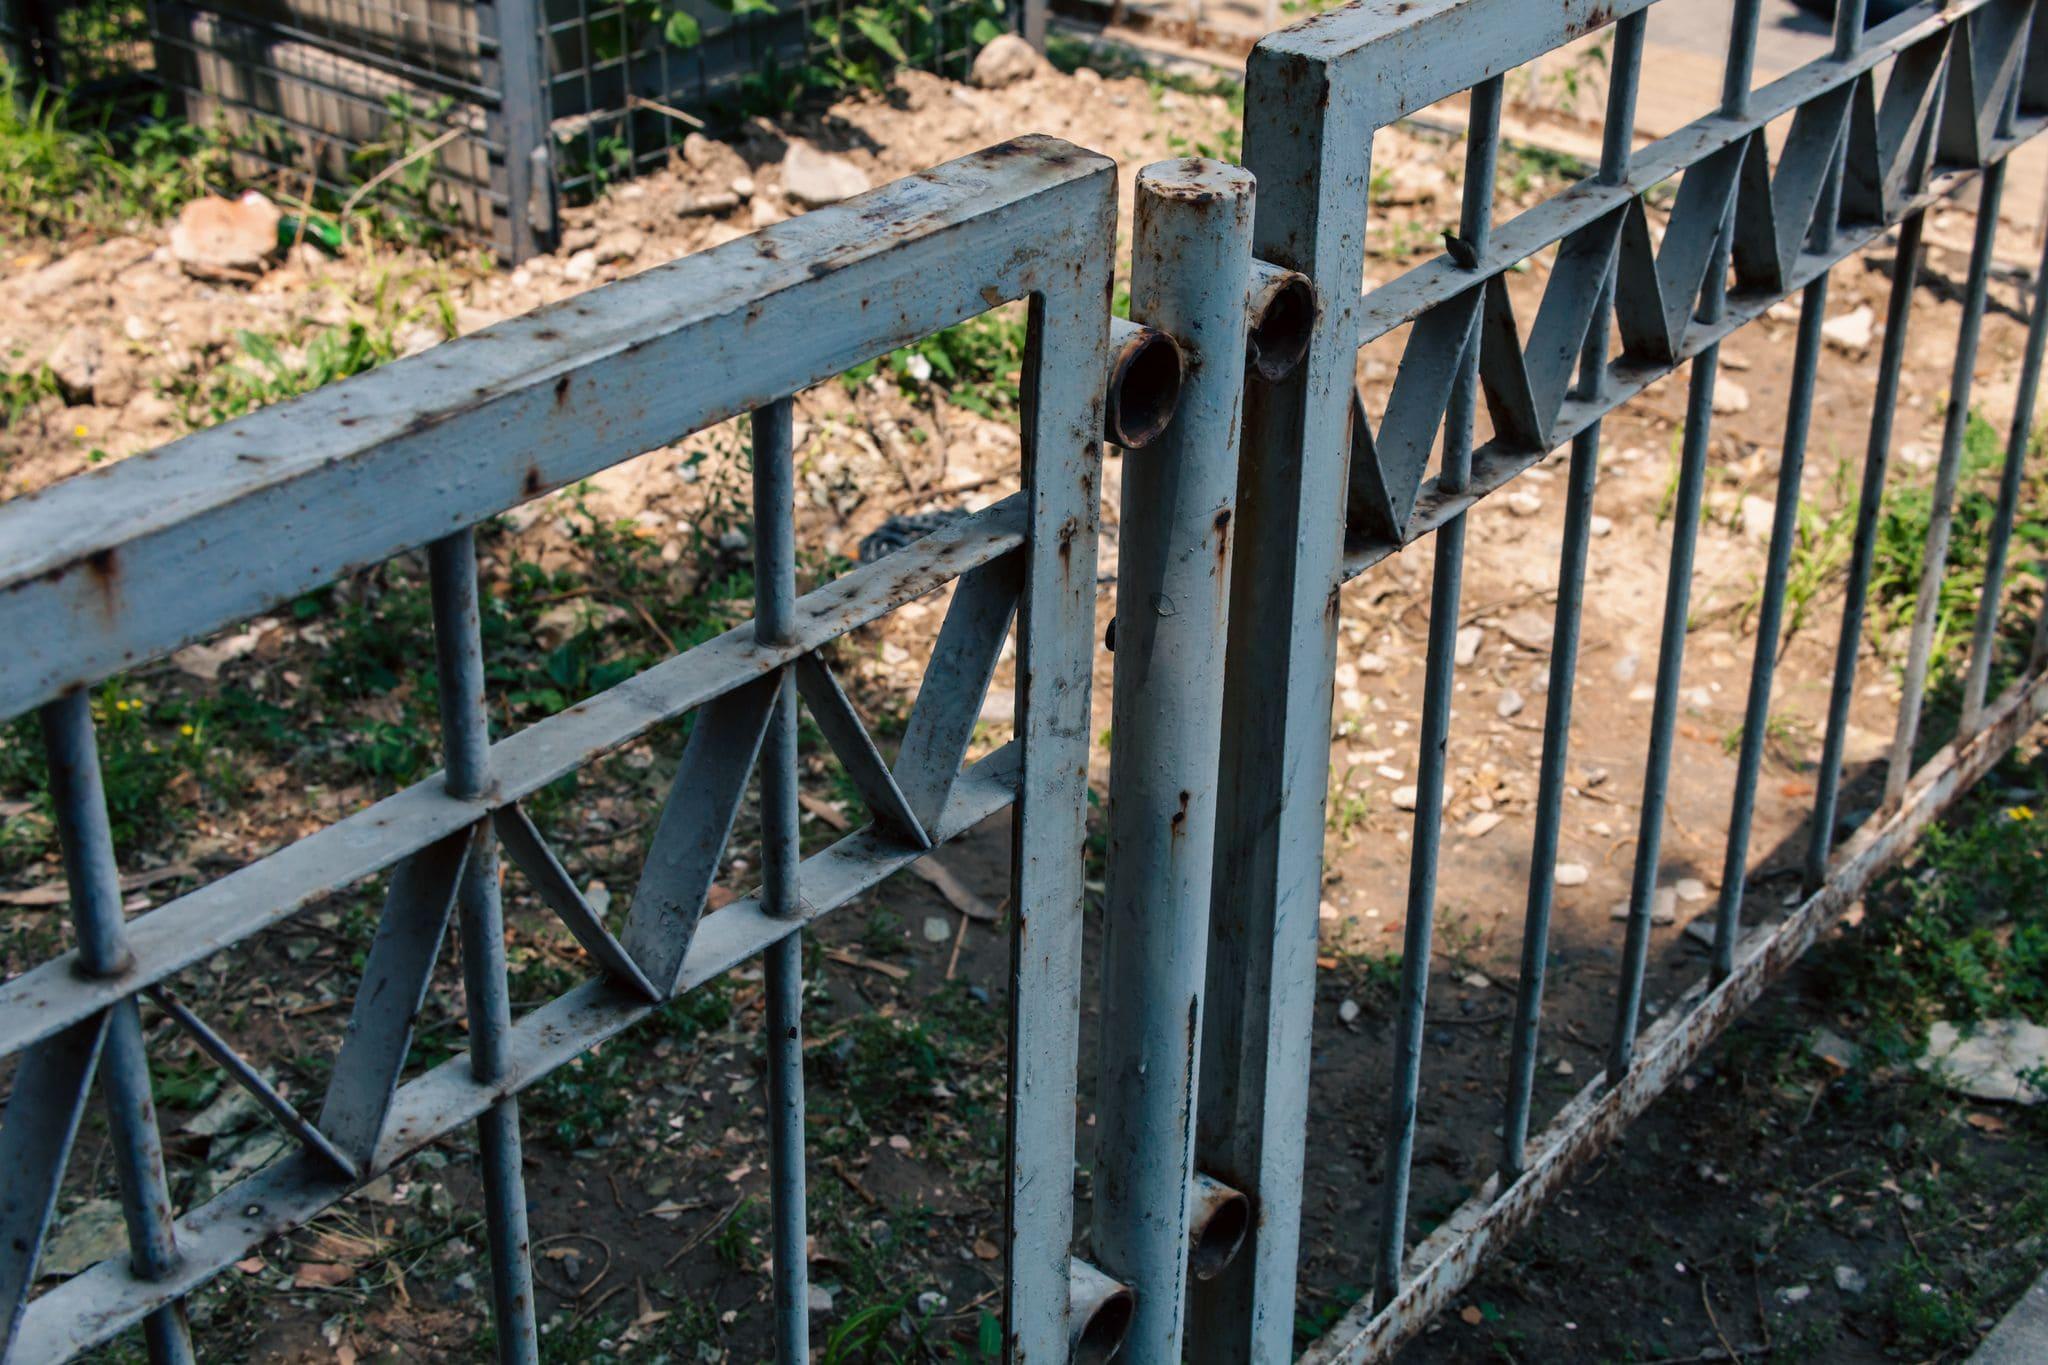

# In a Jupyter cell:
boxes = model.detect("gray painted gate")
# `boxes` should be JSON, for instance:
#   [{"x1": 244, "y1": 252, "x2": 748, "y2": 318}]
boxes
[{"x1": 5, "y1": 1, "x2": 2048, "y2": 1362}]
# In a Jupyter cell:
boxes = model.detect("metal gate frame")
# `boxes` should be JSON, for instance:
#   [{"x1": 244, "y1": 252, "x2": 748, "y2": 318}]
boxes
[
  {"x1": 0, "y1": 134, "x2": 1148, "y2": 1364},
  {"x1": 1199, "y1": 1, "x2": 2048, "y2": 1361}
]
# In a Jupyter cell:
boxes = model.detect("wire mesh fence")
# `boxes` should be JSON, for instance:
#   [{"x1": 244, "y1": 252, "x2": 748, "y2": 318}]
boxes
[{"x1": 0, "y1": 0, "x2": 1014, "y2": 257}]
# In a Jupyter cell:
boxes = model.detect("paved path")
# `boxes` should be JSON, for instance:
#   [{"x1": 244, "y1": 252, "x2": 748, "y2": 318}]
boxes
[{"x1": 1970, "y1": 1269, "x2": 2048, "y2": 1363}]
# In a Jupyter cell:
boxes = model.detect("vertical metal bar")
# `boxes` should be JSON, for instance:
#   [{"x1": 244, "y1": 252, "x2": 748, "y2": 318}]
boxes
[
  {"x1": 1093, "y1": 158, "x2": 1255, "y2": 1363},
  {"x1": 1960, "y1": 224, "x2": 2048, "y2": 733},
  {"x1": 38, "y1": 690, "x2": 194, "y2": 1365},
  {"x1": 1711, "y1": 28, "x2": 1857, "y2": 980},
  {"x1": 1195, "y1": 33, "x2": 1373, "y2": 1361},
  {"x1": 1500, "y1": 10, "x2": 1647, "y2": 1183},
  {"x1": 1884, "y1": 157, "x2": 2008, "y2": 803},
  {"x1": 1610, "y1": 7, "x2": 1765, "y2": 1077},
  {"x1": 1018, "y1": 0, "x2": 1043, "y2": 51},
  {"x1": 1805, "y1": 210, "x2": 1926, "y2": 891},
  {"x1": 1003, "y1": 204, "x2": 1115, "y2": 1363},
  {"x1": 427, "y1": 532, "x2": 539, "y2": 1365},
  {"x1": 752, "y1": 397, "x2": 810, "y2": 1365},
  {"x1": 479, "y1": 0, "x2": 555, "y2": 261},
  {"x1": 1375, "y1": 75, "x2": 1502, "y2": 1309}
]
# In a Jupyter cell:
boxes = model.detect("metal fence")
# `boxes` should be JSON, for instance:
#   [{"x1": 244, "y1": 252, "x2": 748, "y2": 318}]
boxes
[
  {"x1": 0, "y1": 0, "x2": 1018, "y2": 259},
  {"x1": 1212, "y1": 0, "x2": 2048, "y2": 1361},
  {"x1": 0, "y1": 135, "x2": 1177, "y2": 1362},
  {"x1": 5, "y1": 0, "x2": 2048, "y2": 1362}
]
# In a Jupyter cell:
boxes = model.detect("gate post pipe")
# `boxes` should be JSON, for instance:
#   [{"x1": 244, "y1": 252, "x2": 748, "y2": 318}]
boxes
[{"x1": 1093, "y1": 156, "x2": 1258, "y2": 1363}]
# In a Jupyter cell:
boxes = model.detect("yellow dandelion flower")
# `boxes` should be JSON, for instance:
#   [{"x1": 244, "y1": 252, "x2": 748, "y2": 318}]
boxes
[
  {"x1": 180, "y1": 724, "x2": 195, "y2": 737},
  {"x1": 72, "y1": 425, "x2": 87, "y2": 439},
  {"x1": 2007, "y1": 805, "x2": 2036, "y2": 822}
]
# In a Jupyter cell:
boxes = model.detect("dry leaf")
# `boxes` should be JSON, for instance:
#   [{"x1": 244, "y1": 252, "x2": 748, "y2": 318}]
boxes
[
  {"x1": 1966, "y1": 1112, "x2": 2007, "y2": 1134},
  {"x1": 1459, "y1": 1305, "x2": 1484, "y2": 1326},
  {"x1": 972, "y1": 1238, "x2": 1000, "y2": 1261},
  {"x1": 294, "y1": 1261, "x2": 353, "y2": 1288}
]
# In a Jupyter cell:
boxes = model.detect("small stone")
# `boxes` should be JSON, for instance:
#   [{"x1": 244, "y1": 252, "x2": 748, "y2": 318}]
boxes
[
  {"x1": 809, "y1": 1284, "x2": 836, "y2": 1313},
  {"x1": 1589, "y1": 513, "x2": 1614, "y2": 537},
  {"x1": 1357, "y1": 651, "x2": 1390, "y2": 675},
  {"x1": 1392, "y1": 785, "x2": 1419, "y2": 811},
  {"x1": 1555, "y1": 1057, "x2": 1575, "y2": 1076},
  {"x1": 1319, "y1": 899, "x2": 1341, "y2": 922},
  {"x1": 1652, "y1": 887, "x2": 1679, "y2": 925},
  {"x1": 916, "y1": 1289, "x2": 946, "y2": 1314},
  {"x1": 1674, "y1": 877, "x2": 1708, "y2": 903},
  {"x1": 1463, "y1": 972, "x2": 1492, "y2": 990},
  {"x1": 781, "y1": 142, "x2": 872, "y2": 207},
  {"x1": 593, "y1": 227, "x2": 644, "y2": 263},
  {"x1": 1809, "y1": 1027, "x2": 1861, "y2": 1072},
  {"x1": 46, "y1": 326, "x2": 103, "y2": 402},
  {"x1": 730, "y1": 174, "x2": 755, "y2": 198},
  {"x1": 1507, "y1": 490, "x2": 1544, "y2": 517},
  {"x1": 585, "y1": 880, "x2": 612, "y2": 916},
  {"x1": 1713, "y1": 378, "x2": 1751, "y2": 415},
  {"x1": 170, "y1": 190, "x2": 280, "y2": 279},
  {"x1": 970, "y1": 33, "x2": 1048, "y2": 88},
  {"x1": 1775, "y1": 1284, "x2": 1812, "y2": 1305},
  {"x1": 922, "y1": 915, "x2": 952, "y2": 943},
  {"x1": 1834, "y1": 1265, "x2": 1867, "y2": 1295},
  {"x1": 1740, "y1": 493, "x2": 1777, "y2": 543},
  {"x1": 751, "y1": 197, "x2": 786, "y2": 228},
  {"x1": 561, "y1": 248, "x2": 598, "y2": 284},
  {"x1": 1554, "y1": 862, "x2": 1590, "y2": 887},
  {"x1": 676, "y1": 189, "x2": 741, "y2": 217},
  {"x1": 1822, "y1": 305, "x2": 1876, "y2": 356},
  {"x1": 1612, "y1": 652, "x2": 1639, "y2": 682},
  {"x1": 1337, "y1": 998, "x2": 1362, "y2": 1025},
  {"x1": 1501, "y1": 610, "x2": 1553, "y2": 652},
  {"x1": 1462, "y1": 811, "x2": 1504, "y2": 839},
  {"x1": 1455, "y1": 626, "x2": 1483, "y2": 667},
  {"x1": 1496, "y1": 687, "x2": 1525, "y2": 718}
]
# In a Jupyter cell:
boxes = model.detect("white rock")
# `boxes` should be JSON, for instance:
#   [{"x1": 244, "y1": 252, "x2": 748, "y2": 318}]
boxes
[
  {"x1": 1590, "y1": 513, "x2": 1614, "y2": 537},
  {"x1": 561, "y1": 248, "x2": 598, "y2": 284},
  {"x1": 922, "y1": 915, "x2": 952, "y2": 943},
  {"x1": 1507, "y1": 490, "x2": 1544, "y2": 517},
  {"x1": 731, "y1": 174, "x2": 756, "y2": 198},
  {"x1": 751, "y1": 197, "x2": 787, "y2": 228},
  {"x1": 1555, "y1": 1057, "x2": 1575, "y2": 1076},
  {"x1": 970, "y1": 33, "x2": 1048, "y2": 88},
  {"x1": 1496, "y1": 688, "x2": 1525, "y2": 719},
  {"x1": 1463, "y1": 811, "x2": 1504, "y2": 839},
  {"x1": 1392, "y1": 785, "x2": 1419, "y2": 811},
  {"x1": 1713, "y1": 378, "x2": 1751, "y2": 415},
  {"x1": 1822, "y1": 305, "x2": 1876, "y2": 356},
  {"x1": 1357, "y1": 651, "x2": 1390, "y2": 675},
  {"x1": 1916, "y1": 1018, "x2": 2048, "y2": 1104},
  {"x1": 1454, "y1": 625, "x2": 1484, "y2": 666},
  {"x1": 1834, "y1": 1265, "x2": 1867, "y2": 1295},
  {"x1": 1740, "y1": 493, "x2": 1777, "y2": 543},
  {"x1": 1612, "y1": 652, "x2": 1640, "y2": 682},
  {"x1": 1652, "y1": 887, "x2": 1679, "y2": 924},
  {"x1": 1463, "y1": 972, "x2": 1492, "y2": 990},
  {"x1": 1674, "y1": 877, "x2": 1708, "y2": 903},
  {"x1": 1337, "y1": 998, "x2": 1362, "y2": 1024},
  {"x1": 1501, "y1": 609, "x2": 1553, "y2": 652},
  {"x1": 782, "y1": 142, "x2": 872, "y2": 206},
  {"x1": 1554, "y1": 862, "x2": 1590, "y2": 887},
  {"x1": 1775, "y1": 1284, "x2": 1812, "y2": 1305}
]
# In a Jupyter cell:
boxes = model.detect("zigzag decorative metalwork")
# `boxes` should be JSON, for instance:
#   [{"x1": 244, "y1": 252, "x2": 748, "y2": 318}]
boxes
[{"x1": 1341, "y1": 0, "x2": 2045, "y2": 567}]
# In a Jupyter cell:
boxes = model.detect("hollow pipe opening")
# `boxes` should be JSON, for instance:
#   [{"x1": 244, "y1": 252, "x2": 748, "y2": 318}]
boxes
[
  {"x1": 1068, "y1": 1257, "x2": 1136, "y2": 1364},
  {"x1": 1246, "y1": 264, "x2": 1316, "y2": 382},
  {"x1": 1187, "y1": 1172, "x2": 1252, "y2": 1281},
  {"x1": 1105, "y1": 318, "x2": 1185, "y2": 449}
]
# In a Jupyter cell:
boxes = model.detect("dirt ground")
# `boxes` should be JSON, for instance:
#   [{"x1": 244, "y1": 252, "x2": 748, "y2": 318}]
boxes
[{"x1": 6, "y1": 35, "x2": 2048, "y2": 1365}]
